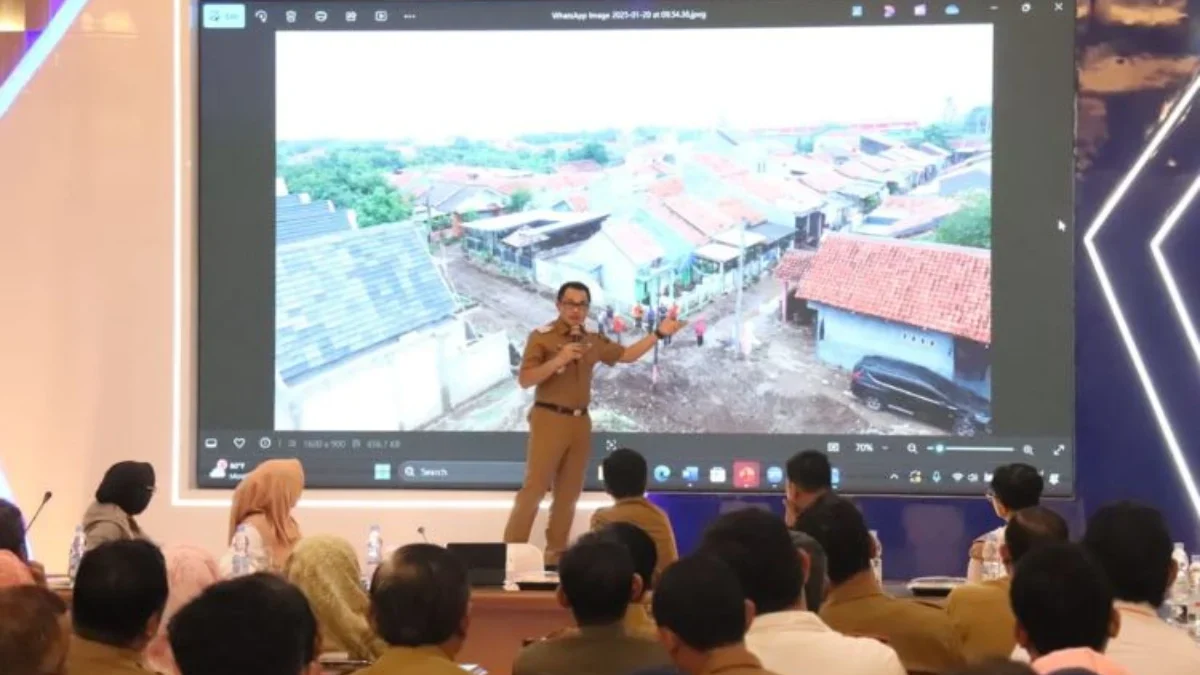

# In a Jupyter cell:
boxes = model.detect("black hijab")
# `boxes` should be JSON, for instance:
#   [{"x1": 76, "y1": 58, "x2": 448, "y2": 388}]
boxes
[{"x1": 95, "y1": 461, "x2": 156, "y2": 516}]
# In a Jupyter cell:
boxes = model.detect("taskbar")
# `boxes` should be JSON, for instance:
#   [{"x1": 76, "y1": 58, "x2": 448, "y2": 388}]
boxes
[{"x1": 194, "y1": 431, "x2": 1074, "y2": 496}]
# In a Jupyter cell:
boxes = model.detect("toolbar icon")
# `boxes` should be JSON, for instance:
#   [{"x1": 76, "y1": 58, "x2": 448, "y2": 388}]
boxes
[
  {"x1": 259, "y1": 437, "x2": 272, "y2": 450},
  {"x1": 653, "y1": 465, "x2": 671, "y2": 483},
  {"x1": 827, "y1": 442, "x2": 841, "y2": 453},
  {"x1": 204, "y1": 438, "x2": 218, "y2": 449},
  {"x1": 682, "y1": 466, "x2": 700, "y2": 483},
  {"x1": 285, "y1": 10, "x2": 296, "y2": 23},
  {"x1": 914, "y1": 4, "x2": 927, "y2": 16},
  {"x1": 909, "y1": 470, "x2": 922, "y2": 484},
  {"x1": 253, "y1": 9, "x2": 268, "y2": 23},
  {"x1": 945, "y1": 4, "x2": 961, "y2": 14},
  {"x1": 709, "y1": 466, "x2": 727, "y2": 484},
  {"x1": 932, "y1": 470, "x2": 942, "y2": 483},
  {"x1": 315, "y1": 10, "x2": 328, "y2": 22},
  {"x1": 1049, "y1": 473, "x2": 1061, "y2": 486},
  {"x1": 968, "y1": 472, "x2": 979, "y2": 483},
  {"x1": 851, "y1": 5, "x2": 864, "y2": 17},
  {"x1": 952, "y1": 472, "x2": 964, "y2": 482},
  {"x1": 374, "y1": 463, "x2": 391, "y2": 481},
  {"x1": 375, "y1": 10, "x2": 389, "y2": 21},
  {"x1": 233, "y1": 437, "x2": 245, "y2": 449},
  {"x1": 733, "y1": 461, "x2": 761, "y2": 489},
  {"x1": 883, "y1": 5, "x2": 897, "y2": 18},
  {"x1": 346, "y1": 11, "x2": 358, "y2": 22}
]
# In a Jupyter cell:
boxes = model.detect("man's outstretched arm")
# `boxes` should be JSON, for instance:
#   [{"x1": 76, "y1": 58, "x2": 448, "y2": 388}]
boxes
[{"x1": 617, "y1": 332, "x2": 660, "y2": 363}]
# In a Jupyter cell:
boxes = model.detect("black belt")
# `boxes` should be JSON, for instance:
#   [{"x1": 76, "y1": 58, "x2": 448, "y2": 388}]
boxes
[{"x1": 534, "y1": 402, "x2": 588, "y2": 417}]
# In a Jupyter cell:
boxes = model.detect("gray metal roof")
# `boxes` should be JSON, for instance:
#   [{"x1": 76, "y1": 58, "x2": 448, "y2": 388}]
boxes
[
  {"x1": 275, "y1": 222, "x2": 457, "y2": 383},
  {"x1": 276, "y1": 198, "x2": 352, "y2": 244}
]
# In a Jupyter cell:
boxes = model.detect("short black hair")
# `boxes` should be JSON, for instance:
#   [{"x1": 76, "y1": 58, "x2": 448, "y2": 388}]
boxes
[
  {"x1": 699, "y1": 508, "x2": 803, "y2": 614},
  {"x1": 557, "y1": 281, "x2": 591, "y2": 303},
  {"x1": 559, "y1": 532, "x2": 634, "y2": 626},
  {"x1": 169, "y1": 574, "x2": 317, "y2": 675},
  {"x1": 1082, "y1": 501, "x2": 1174, "y2": 607},
  {"x1": 0, "y1": 500, "x2": 27, "y2": 561},
  {"x1": 1004, "y1": 506, "x2": 1069, "y2": 564},
  {"x1": 72, "y1": 539, "x2": 168, "y2": 647},
  {"x1": 602, "y1": 448, "x2": 648, "y2": 499},
  {"x1": 371, "y1": 544, "x2": 470, "y2": 647},
  {"x1": 0, "y1": 585, "x2": 68, "y2": 675},
  {"x1": 653, "y1": 555, "x2": 746, "y2": 651},
  {"x1": 602, "y1": 522, "x2": 657, "y2": 594},
  {"x1": 989, "y1": 464, "x2": 1043, "y2": 511},
  {"x1": 786, "y1": 450, "x2": 831, "y2": 492},
  {"x1": 793, "y1": 496, "x2": 871, "y2": 585},
  {"x1": 1010, "y1": 542, "x2": 1113, "y2": 656}
]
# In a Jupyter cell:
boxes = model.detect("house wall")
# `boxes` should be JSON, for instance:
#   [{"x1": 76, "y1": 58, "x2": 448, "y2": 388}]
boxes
[
  {"x1": 574, "y1": 235, "x2": 641, "y2": 310},
  {"x1": 813, "y1": 303, "x2": 955, "y2": 378},
  {"x1": 279, "y1": 320, "x2": 510, "y2": 431},
  {"x1": 533, "y1": 257, "x2": 608, "y2": 307}
]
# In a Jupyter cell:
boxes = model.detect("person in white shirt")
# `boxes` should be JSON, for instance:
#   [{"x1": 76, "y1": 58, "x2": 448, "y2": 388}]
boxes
[
  {"x1": 1081, "y1": 501, "x2": 1200, "y2": 675},
  {"x1": 967, "y1": 464, "x2": 1044, "y2": 582},
  {"x1": 698, "y1": 508, "x2": 905, "y2": 675}
]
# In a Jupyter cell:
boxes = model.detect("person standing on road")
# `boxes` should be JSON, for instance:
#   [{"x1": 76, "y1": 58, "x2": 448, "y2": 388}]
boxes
[
  {"x1": 632, "y1": 303, "x2": 644, "y2": 334},
  {"x1": 504, "y1": 281, "x2": 686, "y2": 565},
  {"x1": 693, "y1": 317, "x2": 706, "y2": 347}
]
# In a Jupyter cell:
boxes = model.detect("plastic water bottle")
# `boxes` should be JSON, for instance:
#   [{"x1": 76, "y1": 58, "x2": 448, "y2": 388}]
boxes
[
  {"x1": 67, "y1": 526, "x2": 85, "y2": 582},
  {"x1": 365, "y1": 525, "x2": 384, "y2": 589},
  {"x1": 231, "y1": 525, "x2": 252, "y2": 577},
  {"x1": 982, "y1": 537, "x2": 1004, "y2": 580},
  {"x1": 869, "y1": 530, "x2": 883, "y2": 583},
  {"x1": 1168, "y1": 542, "x2": 1190, "y2": 626}
]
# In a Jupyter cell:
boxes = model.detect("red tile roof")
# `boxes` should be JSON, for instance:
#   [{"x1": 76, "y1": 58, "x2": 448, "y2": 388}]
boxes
[
  {"x1": 693, "y1": 153, "x2": 745, "y2": 177},
  {"x1": 559, "y1": 160, "x2": 605, "y2": 173},
  {"x1": 643, "y1": 199, "x2": 708, "y2": 246},
  {"x1": 566, "y1": 193, "x2": 590, "y2": 211},
  {"x1": 662, "y1": 195, "x2": 738, "y2": 237},
  {"x1": 603, "y1": 221, "x2": 665, "y2": 265},
  {"x1": 646, "y1": 177, "x2": 686, "y2": 199},
  {"x1": 797, "y1": 233, "x2": 991, "y2": 343},
  {"x1": 798, "y1": 171, "x2": 852, "y2": 194},
  {"x1": 715, "y1": 197, "x2": 767, "y2": 226},
  {"x1": 730, "y1": 174, "x2": 825, "y2": 209},
  {"x1": 774, "y1": 249, "x2": 817, "y2": 283}
]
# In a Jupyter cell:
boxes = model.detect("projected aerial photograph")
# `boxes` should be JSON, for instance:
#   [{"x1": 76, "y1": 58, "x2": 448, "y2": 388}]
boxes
[{"x1": 271, "y1": 26, "x2": 995, "y2": 436}]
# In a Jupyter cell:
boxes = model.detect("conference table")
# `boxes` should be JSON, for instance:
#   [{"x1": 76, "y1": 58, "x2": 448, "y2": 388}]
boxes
[{"x1": 51, "y1": 583, "x2": 944, "y2": 675}]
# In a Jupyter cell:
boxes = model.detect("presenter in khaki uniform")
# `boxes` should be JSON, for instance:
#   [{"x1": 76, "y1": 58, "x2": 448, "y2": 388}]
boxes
[{"x1": 504, "y1": 281, "x2": 685, "y2": 563}]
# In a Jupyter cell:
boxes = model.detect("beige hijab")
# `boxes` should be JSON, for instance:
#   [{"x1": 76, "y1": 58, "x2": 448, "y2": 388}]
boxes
[
  {"x1": 228, "y1": 459, "x2": 304, "y2": 568},
  {"x1": 284, "y1": 535, "x2": 386, "y2": 661}
]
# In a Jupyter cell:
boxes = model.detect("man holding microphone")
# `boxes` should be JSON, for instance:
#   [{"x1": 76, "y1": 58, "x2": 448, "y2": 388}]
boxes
[{"x1": 503, "y1": 281, "x2": 685, "y2": 564}]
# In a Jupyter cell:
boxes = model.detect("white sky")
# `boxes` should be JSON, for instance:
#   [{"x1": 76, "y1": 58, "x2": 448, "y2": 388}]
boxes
[{"x1": 276, "y1": 25, "x2": 993, "y2": 141}]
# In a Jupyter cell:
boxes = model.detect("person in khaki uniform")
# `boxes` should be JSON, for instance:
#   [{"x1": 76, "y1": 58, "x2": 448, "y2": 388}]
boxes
[
  {"x1": 505, "y1": 282, "x2": 684, "y2": 563},
  {"x1": 591, "y1": 448, "x2": 679, "y2": 579},
  {"x1": 67, "y1": 540, "x2": 168, "y2": 675},
  {"x1": 514, "y1": 534, "x2": 671, "y2": 675},
  {"x1": 945, "y1": 506, "x2": 1068, "y2": 664},
  {"x1": 354, "y1": 544, "x2": 472, "y2": 675},
  {"x1": 652, "y1": 555, "x2": 782, "y2": 675},
  {"x1": 797, "y1": 498, "x2": 965, "y2": 675}
]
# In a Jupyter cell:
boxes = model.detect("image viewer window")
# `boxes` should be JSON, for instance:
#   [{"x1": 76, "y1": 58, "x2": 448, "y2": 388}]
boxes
[{"x1": 196, "y1": 0, "x2": 1076, "y2": 495}]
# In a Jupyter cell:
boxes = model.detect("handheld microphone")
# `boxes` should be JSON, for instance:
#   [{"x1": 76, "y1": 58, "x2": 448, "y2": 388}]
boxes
[
  {"x1": 23, "y1": 491, "x2": 52, "y2": 534},
  {"x1": 417, "y1": 526, "x2": 429, "y2": 543}
]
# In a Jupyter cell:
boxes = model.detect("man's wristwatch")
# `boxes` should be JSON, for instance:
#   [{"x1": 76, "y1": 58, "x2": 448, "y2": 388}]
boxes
[{"x1": 654, "y1": 328, "x2": 667, "y2": 340}]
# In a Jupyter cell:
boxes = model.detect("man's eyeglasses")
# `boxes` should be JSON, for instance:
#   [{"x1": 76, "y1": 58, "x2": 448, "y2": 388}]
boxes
[{"x1": 561, "y1": 301, "x2": 590, "y2": 311}]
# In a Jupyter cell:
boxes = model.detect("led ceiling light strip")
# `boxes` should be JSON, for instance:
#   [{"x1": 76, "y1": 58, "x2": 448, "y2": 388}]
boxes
[{"x1": 1083, "y1": 71, "x2": 1200, "y2": 520}]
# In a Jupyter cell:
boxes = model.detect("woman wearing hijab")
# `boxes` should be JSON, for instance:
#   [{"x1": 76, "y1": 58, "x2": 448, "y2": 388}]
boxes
[
  {"x1": 143, "y1": 545, "x2": 221, "y2": 674},
  {"x1": 81, "y1": 461, "x2": 156, "y2": 550},
  {"x1": 221, "y1": 458, "x2": 304, "y2": 575},
  {"x1": 284, "y1": 535, "x2": 385, "y2": 661}
]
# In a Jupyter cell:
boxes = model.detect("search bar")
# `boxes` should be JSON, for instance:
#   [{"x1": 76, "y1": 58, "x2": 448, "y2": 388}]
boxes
[{"x1": 399, "y1": 461, "x2": 526, "y2": 485}]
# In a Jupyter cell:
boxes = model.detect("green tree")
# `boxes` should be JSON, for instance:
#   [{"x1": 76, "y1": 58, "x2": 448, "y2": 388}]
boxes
[
  {"x1": 566, "y1": 141, "x2": 610, "y2": 166},
  {"x1": 934, "y1": 190, "x2": 991, "y2": 249},
  {"x1": 279, "y1": 149, "x2": 412, "y2": 227},
  {"x1": 507, "y1": 189, "x2": 533, "y2": 213}
]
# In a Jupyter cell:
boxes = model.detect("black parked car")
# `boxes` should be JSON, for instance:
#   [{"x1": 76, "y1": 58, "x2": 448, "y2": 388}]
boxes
[{"x1": 850, "y1": 356, "x2": 992, "y2": 436}]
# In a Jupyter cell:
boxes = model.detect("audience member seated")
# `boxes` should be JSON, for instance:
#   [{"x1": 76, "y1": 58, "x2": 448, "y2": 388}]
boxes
[
  {"x1": 603, "y1": 522, "x2": 661, "y2": 641},
  {"x1": 0, "y1": 549, "x2": 36, "y2": 587},
  {"x1": 699, "y1": 508, "x2": 904, "y2": 675},
  {"x1": 222, "y1": 458, "x2": 304, "y2": 575},
  {"x1": 169, "y1": 573, "x2": 321, "y2": 675},
  {"x1": 1081, "y1": 501, "x2": 1200, "y2": 675},
  {"x1": 0, "y1": 585, "x2": 70, "y2": 675},
  {"x1": 591, "y1": 448, "x2": 679, "y2": 578},
  {"x1": 285, "y1": 534, "x2": 386, "y2": 661},
  {"x1": 651, "y1": 554, "x2": 778, "y2": 675},
  {"x1": 946, "y1": 506, "x2": 1069, "y2": 663},
  {"x1": 143, "y1": 545, "x2": 221, "y2": 675},
  {"x1": 67, "y1": 539, "x2": 169, "y2": 675},
  {"x1": 0, "y1": 499, "x2": 44, "y2": 585},
  {"x1": 949, "y1": 661, "x2": 1037, "y2": 675},
  {"x1": 798, "y1": 496, "x2": 965, "y2": 674},
  {"x1": 81, "y1": 461, "x2": 156, "y2": 551},
  {"x1": 783, "y1": 451, "x2": 832, "y2": 609},
  {"x1": 515, "y1": 533, "x2": 670, "y2": 675},
  {"x1": 355, "y1": 543, "x2": 471, "y2": 675},
  {"x1": 1010, "y1": 542, "x2": 1126, "y2": 675},
  {"x1": 968, "y1": 464, "x2": 1043, "y2": 582}
]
